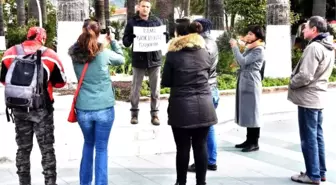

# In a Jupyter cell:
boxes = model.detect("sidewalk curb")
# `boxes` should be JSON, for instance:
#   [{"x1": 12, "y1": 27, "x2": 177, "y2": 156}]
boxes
[{"x1": 139, "y1": 82, "x2": 336, "y2": 101}]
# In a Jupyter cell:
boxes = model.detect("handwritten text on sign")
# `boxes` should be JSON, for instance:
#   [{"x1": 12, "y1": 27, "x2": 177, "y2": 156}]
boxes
[{"x1": 133, "y1": 26, "x2": 166, "y2": 52}]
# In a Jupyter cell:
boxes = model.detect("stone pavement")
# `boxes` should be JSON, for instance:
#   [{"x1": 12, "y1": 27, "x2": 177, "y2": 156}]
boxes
[
  {"x1": 1, "y1": 113, "x2": 336, "y2": 185},
  {"x1": 1, "y1": 89, "x2": 336, "y2": 184}
]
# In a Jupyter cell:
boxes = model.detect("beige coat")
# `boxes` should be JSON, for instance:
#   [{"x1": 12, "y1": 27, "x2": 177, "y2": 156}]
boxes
[{"x1": 288, "y1": 34, "x2": 335, "y2": 109}]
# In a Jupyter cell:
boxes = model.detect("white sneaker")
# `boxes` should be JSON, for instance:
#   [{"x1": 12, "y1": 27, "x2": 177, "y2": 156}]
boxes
[{"x1": 291, "y1": 172, "x2": 320, "y2": 184}]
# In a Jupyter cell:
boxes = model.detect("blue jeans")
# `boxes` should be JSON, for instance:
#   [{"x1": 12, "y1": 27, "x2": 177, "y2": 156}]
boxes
[
  {"x1": 298, "y1": 106, "x2": 326, "y2": 181},
  {"x1": 76, "y1": 107, "x2": 115, "y2": 185},
  {"x1": 207, "y1": 86, "x2": 219, "y2": 165}
]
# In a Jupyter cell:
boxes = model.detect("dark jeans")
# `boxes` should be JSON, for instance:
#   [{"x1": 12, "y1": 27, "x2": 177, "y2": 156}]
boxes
[
  {"x1": 172, "y1": 127, "x2": 210, "y2": 185},
  {"x1": 298, "y1": 106, "x2": 326, "y2": 181},
  {"x1": 76, "y1": 107, "x2": 115, "y2": 185}
]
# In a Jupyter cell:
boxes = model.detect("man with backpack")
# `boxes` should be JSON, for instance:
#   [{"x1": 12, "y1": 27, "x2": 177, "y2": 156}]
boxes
[{"x1": 0, "y1": 27, "x2": 67, "y2": 185}]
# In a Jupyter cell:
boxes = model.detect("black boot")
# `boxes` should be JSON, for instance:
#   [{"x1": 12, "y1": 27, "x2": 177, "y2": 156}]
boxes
[
  {"x1": 235, "y1": 128, "x2": 251, "y2": 148},
  {"x1": 242, "y1": 127, "x2": 260, "y2": 152},
  {"x1": 241, "y1": 143, "x2": 259, "y2": 152},
  {"x1": 235, "y1": 140, "x2": 249, "y2": 148}
]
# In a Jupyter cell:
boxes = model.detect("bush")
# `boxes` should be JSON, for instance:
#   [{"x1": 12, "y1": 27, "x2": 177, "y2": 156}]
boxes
[
  {"x1": 217, "y1": 74, "x2": 237, "y2": 90},
  {"x1": 292, "y1": 48, "x2": 303, "y2": 70},
  {"x1": 217, "y1": 51, "x2": 237, "y2": 75},
  {"x1": 262, "y1": 77, "x2": 290, "y2": 87},
  {"x1": 109, "y1": 47, "x2": 132, "y2": 75},
  {"x1": 216, "y1": 31, "x2": 232, "y2": 52}
]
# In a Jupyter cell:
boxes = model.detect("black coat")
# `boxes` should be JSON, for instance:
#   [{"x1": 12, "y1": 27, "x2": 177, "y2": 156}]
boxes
[
  {"x1": 122, "y1": 12, "x2": 168, "y2": 69},
  {"x1": 161, "y1": 33, "x2": 218, "y2": 128}
]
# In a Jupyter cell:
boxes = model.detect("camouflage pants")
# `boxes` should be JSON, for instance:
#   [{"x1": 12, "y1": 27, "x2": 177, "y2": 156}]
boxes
[{"x1": 13, "y1": 108, "x2": 57, "y2": 185}]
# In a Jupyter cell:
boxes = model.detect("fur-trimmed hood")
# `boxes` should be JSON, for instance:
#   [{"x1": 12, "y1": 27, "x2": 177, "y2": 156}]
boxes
[
  {"x1": 168, "y1": 33, "x2": 205, "y2": 52},
  {"x1": 68, "y1": 42, "x2": 103, "y2": 64}
]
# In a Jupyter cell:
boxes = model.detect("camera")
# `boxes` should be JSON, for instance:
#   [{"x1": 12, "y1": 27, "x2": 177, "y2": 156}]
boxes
[{"x1": 100, "y1": 26, "x2": 116, "y2": 36}]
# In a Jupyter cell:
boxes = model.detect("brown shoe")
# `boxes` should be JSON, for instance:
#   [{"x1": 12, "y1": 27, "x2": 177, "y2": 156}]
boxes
[
  {"x1": 151, "y1": 116, "x2": 160, "y2": 126},
  {"x1": 131, "y1": 117, "x2": 138, "y2": 125}
]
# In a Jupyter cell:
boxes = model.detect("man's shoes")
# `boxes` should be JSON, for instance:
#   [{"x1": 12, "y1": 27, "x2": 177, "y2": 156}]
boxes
[
  {"x1": 208, "y1": 164, "x2": 217, "y2": 171},
  {"x1": 321, "y1": 176, "x2": 326, "y2": 182},
  {"x1": 291, "y1": 172, "x2": 320, "y2": 184},
  {"x1": 130, "y1": 117, "x2": 138, "y2": 124},
  {"x1": 235, "y1": 140, "x2": 249, "y2": 148},
  {"x1": 241, "y1": 144, "x2": 259, "y2": 152},
  {"x1": 187, "y1": 163, "x2": 217, "y2": 172},
  {"x1": 151, "y1": 116, "x2": 160, "y2": 126}
]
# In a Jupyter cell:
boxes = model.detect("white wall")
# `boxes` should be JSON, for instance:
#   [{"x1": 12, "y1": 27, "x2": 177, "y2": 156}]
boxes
[{"x1": 57, "y1": 22, "x2": 83, "y2": 83}]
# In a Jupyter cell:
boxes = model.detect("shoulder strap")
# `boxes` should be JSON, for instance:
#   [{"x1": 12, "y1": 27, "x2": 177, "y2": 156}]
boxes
[
  {"x1": 39, "y1": 46, "x2": 48, "y2": 56},
  {"x1": 15, "y1": 44, "x2": 25, "y2": 55},
  {"x1": 73, "y1": 62, "x2": 89, "y2": 103}
]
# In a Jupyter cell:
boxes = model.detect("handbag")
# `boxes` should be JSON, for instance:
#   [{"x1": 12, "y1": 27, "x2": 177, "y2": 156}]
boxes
[{"x1": 67, "y1": 62, "x2": 89, "y2": 123}]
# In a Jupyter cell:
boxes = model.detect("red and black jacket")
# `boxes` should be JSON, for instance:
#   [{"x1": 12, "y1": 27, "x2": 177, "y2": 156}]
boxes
[{"x1": 0, "y1": 40, "x2": 67, "y2": 105}]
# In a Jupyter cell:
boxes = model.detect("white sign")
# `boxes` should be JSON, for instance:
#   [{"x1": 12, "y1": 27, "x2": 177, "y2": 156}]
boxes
[
  {"x1": 0, "y1": 36, "x2": 6, "y2": 51},
  {"x1": 133, "y1": 26, "x2": 166, "y2": 52}
]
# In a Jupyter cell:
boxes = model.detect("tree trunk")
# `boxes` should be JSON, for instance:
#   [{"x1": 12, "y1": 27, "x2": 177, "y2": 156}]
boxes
[
  {"x1": 16, "y1": 0, "x2": 26, "y2": 26},
  {"x1": 205, "y1": 0, "x2": 209, "y2": 18},
  {"x1": 57, "y1": 0, "x2": 90, "y2": 21},
  {"x1": 224, "y1": 12, "x2": 229, "y2": 31},
  {"x1": 40, "y1": 0, "x2": 47, "y2": 24},
  {"x1": 127, "y1": 0, "x2": 137, "y2": 19},
  {"x1": 95, "y1": 0, "x2": 105, "y2": 29},
  {"x1": 267, "y1": 0, "x2": 290, "y2": 25},
  {"x1": 182, "y1": 0, "x2": 190, "y2": 17},
  {"x1": 0, "y1": 0, "x2": 4, "y2": 36},
  {"x1": 28, "y1": 0, "x2": 39, "y2": 21},
  {"x1": 265, "y1": 0, "x2": 291, "y2": 78},
  {"x1": 156, "y1": 0, "x2": 174, "y2": 36},
  {"x1": 230, "y1": 13, "x2": 236, "y2": 31},
  {"x1": 312, "y1": 0, "x2": 326, "y2": 17},
  {"x1": 104, "y1": 0, "x2": 110, "y2": 26},
  {"x1": 208, "y1": 0, "x2": 224, "y2": 30}
]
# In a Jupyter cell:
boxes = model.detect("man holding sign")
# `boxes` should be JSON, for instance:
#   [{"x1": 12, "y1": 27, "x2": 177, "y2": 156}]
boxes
[{"x1": 123, "y1": 0, "x2": 168, "y2": 126}]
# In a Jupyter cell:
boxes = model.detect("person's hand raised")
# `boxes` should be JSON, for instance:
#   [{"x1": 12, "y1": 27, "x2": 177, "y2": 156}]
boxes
[{"x1": 229, "y1": 39, "x2": 238, "y2": 48}]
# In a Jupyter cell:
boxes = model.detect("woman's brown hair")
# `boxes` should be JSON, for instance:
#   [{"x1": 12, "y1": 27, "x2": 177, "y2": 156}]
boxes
[{"x1": 77, "y1": 20, "x2": 103, "y2": 62}]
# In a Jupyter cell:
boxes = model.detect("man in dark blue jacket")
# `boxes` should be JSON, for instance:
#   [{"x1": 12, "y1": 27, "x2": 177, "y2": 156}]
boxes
[{"x1": 123, "y1": 0, "x2": 168, "y2": 126}]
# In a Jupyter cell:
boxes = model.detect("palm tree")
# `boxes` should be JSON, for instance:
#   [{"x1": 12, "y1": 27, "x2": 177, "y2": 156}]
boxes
[
  {"x1": 95, "y1": 0, "x2": 105, "y2": 29},
  {"x1": 126, "y1": 0, "x2": 137, "y2": 19},
  {"x1": 265, "y1": 0, "x2": 292, "y2": 78},
  {"x1": 207, "y1": 0, "x2": 224, "y2": 29},
  {"x1": 0, "y1": 0, "x2": 4, "y2": 36},
  {"x1": 312, "y1": 0, "x2": 326, "y2": 17},
  {"x1": 156, "y1": 0, "x2": 174, "y2": 36},
  {"x1": 16, "y1": 0, "x2": 25, "y2": 26},
  {"x1": 104, "y1": 0, "x2": 109, "y2": 26},
  {"x1": 28, "y1": 0, "x2": 39, "y2": 21},
  {"x1": 58, "y1": 0, "x2": 89, "y2": 21},
  {"x1": 41, "y1": 0, "x2": 47, "y2": 24},
  {"x1": 182, "y1": 0, "x2": 190, "y2": 17}
]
